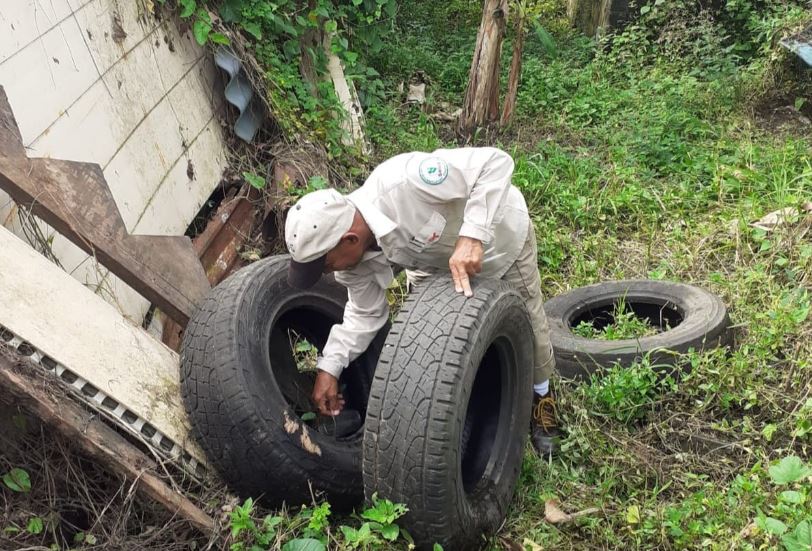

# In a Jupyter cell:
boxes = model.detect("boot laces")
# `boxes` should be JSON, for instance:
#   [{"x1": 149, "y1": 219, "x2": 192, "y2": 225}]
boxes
[{"x1": 533, "y1": 396, "x2": 557, "y2": 431}]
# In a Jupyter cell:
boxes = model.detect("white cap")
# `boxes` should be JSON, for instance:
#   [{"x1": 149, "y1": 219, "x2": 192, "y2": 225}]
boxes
[{"x1": 285, "y1": 189, "x2": 355, "y2": 288}]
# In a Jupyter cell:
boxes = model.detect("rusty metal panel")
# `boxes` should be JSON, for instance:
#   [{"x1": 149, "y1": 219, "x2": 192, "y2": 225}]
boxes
[
  {"x1": 0, "y1": 86, "x2": 209, "y2": 326},
  {"x1": 162, "y1": 186, "x2": 261, "y2": 351}
]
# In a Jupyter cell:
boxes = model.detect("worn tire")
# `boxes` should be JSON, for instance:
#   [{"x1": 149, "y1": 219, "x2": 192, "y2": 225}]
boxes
[
  {"x1": 544, "y1": 279, "x2": 732, "y2": 379},
  {"x1": 363, "y1": 276, "x2": 535, "y2": 550},
  {"x1": 181, "y1": 255, "x2": 386, "y2": 508}
]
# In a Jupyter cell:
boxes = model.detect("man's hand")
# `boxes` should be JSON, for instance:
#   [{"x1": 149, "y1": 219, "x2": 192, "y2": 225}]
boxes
[
  {"x1": 312, "y1": 371, "x2": 345, "y2": 416},
  {"x1": 449, "y1": 236, "x2": 483, "y2": 297}
]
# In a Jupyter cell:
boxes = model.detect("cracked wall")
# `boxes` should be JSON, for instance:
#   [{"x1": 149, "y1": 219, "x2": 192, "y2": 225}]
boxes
[{"x1": 0, "y1": 0, "x2": 227, "y2": 325}]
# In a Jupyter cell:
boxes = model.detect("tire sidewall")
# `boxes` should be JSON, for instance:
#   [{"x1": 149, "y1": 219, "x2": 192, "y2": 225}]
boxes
[
  {"x1": 182, "y1": 255, "x2": 381, "y2": 506},
  {"x1": 234, "y1": 260, "x2": 363, "y2": 474},
  {"x1": 447, "y1": 290, "x2": 534, "y2": 541},
  {"x1": 544, "y1": 280, "x2": 731, "y2": 378}
]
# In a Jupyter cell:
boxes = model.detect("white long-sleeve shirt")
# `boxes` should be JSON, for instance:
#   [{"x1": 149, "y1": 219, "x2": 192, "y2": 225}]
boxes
[{"x1": 317, "y1": 147, "x2": 530, "y2": 378}]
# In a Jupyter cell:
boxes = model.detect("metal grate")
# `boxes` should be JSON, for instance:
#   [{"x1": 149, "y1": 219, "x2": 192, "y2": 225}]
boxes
[{"x1": 0, "y1": 323, "x2": 206, "y2": 478}]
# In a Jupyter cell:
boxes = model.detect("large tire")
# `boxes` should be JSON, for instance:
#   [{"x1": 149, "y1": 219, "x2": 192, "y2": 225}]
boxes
[
  {"x1": 544, "y1": 279, "x2": 732, "y2": 379},
  {"x1": 363, "y1": 276, "x2": 535, "y2": 550},
  {"x1": 181, "y1": 255, "x2": 386, "y2": 509}
]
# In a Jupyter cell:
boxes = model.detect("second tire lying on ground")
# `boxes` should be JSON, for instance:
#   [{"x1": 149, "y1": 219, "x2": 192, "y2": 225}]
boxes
[
  {"x1": 544, "y1": 279, "x2": 732, "y2": 379},
  {"x1": 180, "y1": 255, "x2": 387, "y2": 509},
  {"x1": 363, "y1": 276, "x2": 535, "y2": 550}
]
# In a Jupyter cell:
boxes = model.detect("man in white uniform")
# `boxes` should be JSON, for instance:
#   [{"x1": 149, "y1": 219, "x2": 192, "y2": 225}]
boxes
[{"x1": 285, "y1": 147, "x2": 558, "y2": 454}]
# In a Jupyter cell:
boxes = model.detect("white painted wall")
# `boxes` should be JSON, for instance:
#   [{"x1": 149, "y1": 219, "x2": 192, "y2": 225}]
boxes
[
  {"x1": 0, "y1": 223, "x2": 206, "y2": 466},
  {"x1": 0, "y1": 0, "x2": 228, "y2": 324}
]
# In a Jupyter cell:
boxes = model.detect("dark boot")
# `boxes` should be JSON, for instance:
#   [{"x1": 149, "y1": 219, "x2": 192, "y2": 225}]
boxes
[{"x1": 531, "y1": 393, "x2": 561, "y2": 456}]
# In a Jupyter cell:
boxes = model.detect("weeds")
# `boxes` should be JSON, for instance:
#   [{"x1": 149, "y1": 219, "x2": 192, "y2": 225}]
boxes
[
  {"x1": 582, "y1": 359, "x2": 674, "y2": 424},
  {"x1": 360, "y1": 0, "x2": 812, "y2": 548},
  {"x1": 572, "y1": 298, "x2": 662, "y2": 340},
  {"x1": 228, "y1": 494, "x2": 412, "y2": 550}
]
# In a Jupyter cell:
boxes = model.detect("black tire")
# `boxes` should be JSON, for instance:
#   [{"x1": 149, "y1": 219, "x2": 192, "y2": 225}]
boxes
[
  {"x1": 363, "y1": 276, "x2": 535, "y2": 550},
  {"x1": 180, "y1": 255, "x2": 387, "y2": 509},
  {"x1": 544, "y1": 279, "x2": 732, "y2": 379}
]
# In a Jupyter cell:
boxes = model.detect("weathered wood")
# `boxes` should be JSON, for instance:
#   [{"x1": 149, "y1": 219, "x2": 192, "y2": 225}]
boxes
[
  {"x1": 459, "y1": 0, "x2": 508, "y2": 138},
  {"x1": 0, "y1": 351, "x2": 216, "y2": 534},
  {"x1": 162, "y1": 187, "x2": 261, "y2": 351},
  {"x1": 0, "y1": 86, "x2": 210, "y2": 326},
  {"x1": 500, "y1": 2, "x2": 526, "y2": 127}
]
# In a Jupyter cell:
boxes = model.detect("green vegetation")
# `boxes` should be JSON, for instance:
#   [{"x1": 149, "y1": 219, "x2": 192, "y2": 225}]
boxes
[
  {"x1": 365, "y1": 0, "x2": 812, "y2": 548},
  {"x1": 228, "y1": 494, "x2": 412, "y2": 550},
  {"x1": 160, "y1": 0, "x2": 398, "y2": 161},
  {"x1": 573, "y1": 298, "x2": 662, "y2": 340},
  {"x1": 142, "y1": 0, "x2": 812, "y2": 548}
]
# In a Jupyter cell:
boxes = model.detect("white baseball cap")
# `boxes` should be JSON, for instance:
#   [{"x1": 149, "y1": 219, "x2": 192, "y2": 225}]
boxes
[{"x1": 285, "y1": 188, "x2": 355, "y2": 288}]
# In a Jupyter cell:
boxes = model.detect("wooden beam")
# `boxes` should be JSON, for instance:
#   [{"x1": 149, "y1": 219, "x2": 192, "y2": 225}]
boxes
[
  {"x1": 0, "y1": 86, "x2": 210, "y2": 326},
  {"x1": 0, "y1": 350, "x2": 216, "y2": 535}
]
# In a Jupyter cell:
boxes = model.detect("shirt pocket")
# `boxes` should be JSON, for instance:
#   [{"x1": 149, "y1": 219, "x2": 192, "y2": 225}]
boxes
[{"x1": 407, "y1": 211, "x2": 447, "y2": 254}]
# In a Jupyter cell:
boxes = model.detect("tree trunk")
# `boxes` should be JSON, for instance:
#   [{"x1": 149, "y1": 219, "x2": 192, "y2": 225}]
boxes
[
  {"x1": 299, "y1": 0, "x2": 321, "y2": 95},
  {"x1": 500, "y1": 3, "x2": 526, "y2": 127},
  {"x1": 458, "y1": 0, "x2": 508, "y2": 139}
]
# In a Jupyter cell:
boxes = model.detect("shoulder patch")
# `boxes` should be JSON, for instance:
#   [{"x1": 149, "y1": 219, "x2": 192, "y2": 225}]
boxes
[{"x1": 418, "y1": 157, "x2": 449, "y2": 185}]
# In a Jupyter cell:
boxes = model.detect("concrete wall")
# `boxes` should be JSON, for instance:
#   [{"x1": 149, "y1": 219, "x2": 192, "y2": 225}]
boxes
[{"x1": 0, "y1": 0, "x2": 228, "y2": 324}]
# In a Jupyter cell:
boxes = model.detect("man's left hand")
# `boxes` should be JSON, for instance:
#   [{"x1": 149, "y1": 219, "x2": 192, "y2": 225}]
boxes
[{"x1": 449, "y1": 236, "x2": 483, "y2": 297}]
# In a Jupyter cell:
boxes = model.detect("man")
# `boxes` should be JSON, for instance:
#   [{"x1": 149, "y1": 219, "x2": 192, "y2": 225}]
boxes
[{"x1": 285, "y1": 147, "x2": 559, "y2": 454}]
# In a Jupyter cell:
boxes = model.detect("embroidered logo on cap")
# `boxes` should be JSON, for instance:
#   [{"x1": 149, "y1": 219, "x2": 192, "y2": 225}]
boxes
[{"x1": 418, "y1": 157, "x2": 449, "y2": 185}]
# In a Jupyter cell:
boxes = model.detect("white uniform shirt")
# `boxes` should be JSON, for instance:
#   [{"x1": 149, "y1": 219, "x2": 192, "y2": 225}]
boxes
[{"x1": 318, "y1": 147, "x2": 530, "y2": 378}]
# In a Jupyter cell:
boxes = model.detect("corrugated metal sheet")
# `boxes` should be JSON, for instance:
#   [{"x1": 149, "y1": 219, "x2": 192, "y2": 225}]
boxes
[
  {"x1": 781, "y1": 24, "x2": 812, "y2": 67},
  {"x1": 214, "y1": 47, "x2": 266, "y2": 142}
]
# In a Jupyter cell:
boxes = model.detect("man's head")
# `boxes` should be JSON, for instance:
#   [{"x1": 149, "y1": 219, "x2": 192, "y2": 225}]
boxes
[{"x1": 285, "y1": 189, "x2": 371, "y2": 288}]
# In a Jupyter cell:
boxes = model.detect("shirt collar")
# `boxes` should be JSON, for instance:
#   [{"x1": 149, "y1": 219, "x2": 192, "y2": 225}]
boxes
[{"x1": 347, "y1": 190, "x2": 397, "y2": 241}]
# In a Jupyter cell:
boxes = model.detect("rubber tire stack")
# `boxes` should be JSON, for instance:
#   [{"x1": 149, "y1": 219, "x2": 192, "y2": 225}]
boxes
[
  {"x1": 544, "y1": 279, "x2": 732, "y2": 379},
  {"x1": 363, "y1": 276, "x2": 536, "y2": 550},
  {"x1": 180, "y1": 255, "x2": 386, "y2": 509}
]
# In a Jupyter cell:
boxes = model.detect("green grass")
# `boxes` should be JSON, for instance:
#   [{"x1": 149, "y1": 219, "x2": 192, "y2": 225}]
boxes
[
  {"x1": 197, "y1": 1, "x2": 812, "y2": 549},
  {"x1": 572, "y1": 298, "x2": 662, "y2": 341},
  {"x1": 361, "y1": 1, "x2": 812, "y2": 549}
]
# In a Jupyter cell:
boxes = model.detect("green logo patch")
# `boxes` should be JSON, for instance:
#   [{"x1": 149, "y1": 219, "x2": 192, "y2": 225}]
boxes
[{"x1": 418, "y1": 157, "x2": 449, "y2": 185}]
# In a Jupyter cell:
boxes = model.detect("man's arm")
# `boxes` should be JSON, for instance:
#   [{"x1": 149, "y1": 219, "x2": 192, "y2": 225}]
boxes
[
  {"x1": 457, "y1": 148, "x2": 515, "y2": 244},
  {"x1": 312, "y1": 254, "x2": 392, "y2": 416}
]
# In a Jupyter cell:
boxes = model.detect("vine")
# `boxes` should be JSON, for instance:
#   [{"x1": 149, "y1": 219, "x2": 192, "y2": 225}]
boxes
[{"x1": 159, "y1": 0, "x2": 398, "y2": 162}]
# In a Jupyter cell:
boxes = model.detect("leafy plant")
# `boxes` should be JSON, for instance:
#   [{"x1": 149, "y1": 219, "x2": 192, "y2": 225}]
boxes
[
  {"x1": 242, "y1": 171, "x2": 266, "y2": 190},
  {"x1": 229, "y1": 497, "x2": 285, "y2": 550},
  {"x1": 289, "y1": 331, "x2": 318, "y2": 373},
  {"x1": 2, "y1": 468, "x2": 31, "y2": 493},
  {"x1": 25, "y1": 517, "x2": 43, "y2": 535},
  {"x1": 583, "y1": 359, "x2": 672, "y2": 424},
  {"x1": 783, "y1": 520, "x2": 812, "y2": 551},
  {"x1": 572, "y1": 298, "x2": 661, "y2": 341},
  {"x1": 770, "y1": 456, "x2": 812, "y2": 486},
  {"x1": 227, "y1": 495, "x2": 413, "y2": 550}
]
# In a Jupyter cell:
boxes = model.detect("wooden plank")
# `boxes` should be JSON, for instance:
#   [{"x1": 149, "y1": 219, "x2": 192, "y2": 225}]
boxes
[
  {"x1": 162, "y1": 188, "x2": 260, "y2": 351},
  {"x1": 0, "y1": 223, "x2": 207, "y2": 467},
  {"x1": 0, "y1": 349, "x2": 216, "y2": 535},
  {"x1": 0, "y1": 86, "x2": 210, "y2": 326}
]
